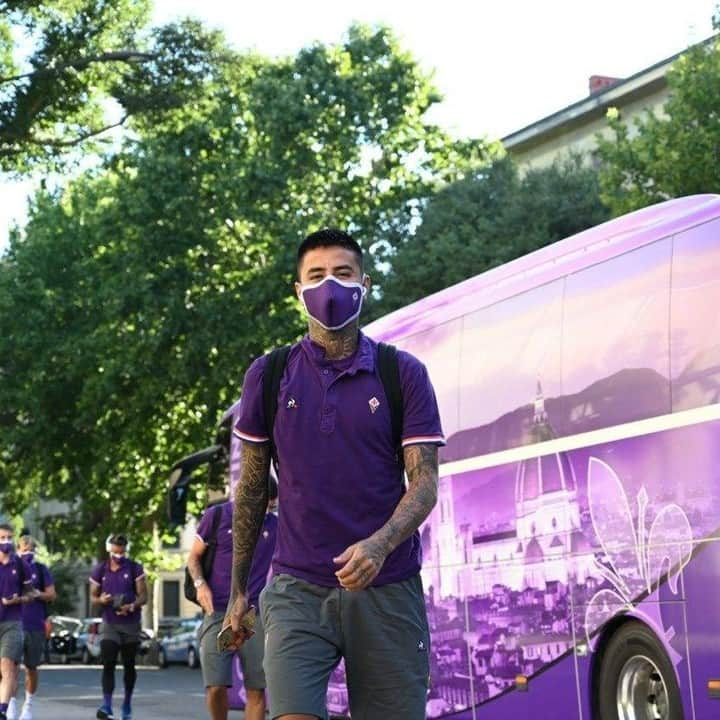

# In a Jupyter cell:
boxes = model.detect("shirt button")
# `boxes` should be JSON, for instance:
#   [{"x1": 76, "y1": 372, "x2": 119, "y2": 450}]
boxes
[{"x1": 323, "y1": 369, "x2": 329, "y2": 375}]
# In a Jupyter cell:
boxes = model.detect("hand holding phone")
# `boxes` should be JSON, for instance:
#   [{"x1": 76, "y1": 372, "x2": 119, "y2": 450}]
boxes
[{"x1": 217, "y1": 606, "x2": 257, "y2": 652}]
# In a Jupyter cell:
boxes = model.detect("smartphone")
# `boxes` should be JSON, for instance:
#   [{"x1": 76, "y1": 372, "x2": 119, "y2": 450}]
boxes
[{"x1": 216, "y1": 606, "x2": 257, "y2": 652}]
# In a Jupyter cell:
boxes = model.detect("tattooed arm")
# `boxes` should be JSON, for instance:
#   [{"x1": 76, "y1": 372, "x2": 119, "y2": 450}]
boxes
[
  {"x1": 225, "y1": 440, "x2": 271, "y2": 640},
  {"x1": 334, "y1": 443, "x2": 438, "y2": 591}
]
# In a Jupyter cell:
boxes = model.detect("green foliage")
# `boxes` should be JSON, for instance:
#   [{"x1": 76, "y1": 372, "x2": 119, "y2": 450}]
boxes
[
  {"x1": 43, "y1": 559, "x2": 83, "y2": 617},
  {"x1": 0, "y1": 1, "x2": 227, "y2": 172},
  {"x1": 372, "y1": 154, "x2": 610, "y2": 316},
  {"x1": 596, "y1": 34, "x2": 720, "y2": 215},
  {"x1": 0, "y1": 24, "x2": 488, "y2": 563}
]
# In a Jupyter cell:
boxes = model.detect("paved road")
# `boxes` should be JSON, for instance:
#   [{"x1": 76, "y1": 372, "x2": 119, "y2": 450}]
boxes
[{"x1": 12, "y1": 663, "x2": 247, "y2": 719}]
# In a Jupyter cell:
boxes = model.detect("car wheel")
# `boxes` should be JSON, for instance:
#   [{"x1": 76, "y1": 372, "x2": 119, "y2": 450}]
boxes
[
  {"x1": 157, "y1": 647, "x2": 168, "y2": 669},
  {"x1": 82, "y1": 647, "x2": 91, "y2": 665},
  {"x1": 595, "y1": 620, "x2": 683, "y2": 720},
  {"x1": 187, "y1": 646, "x2": 199, "y2": 669}
]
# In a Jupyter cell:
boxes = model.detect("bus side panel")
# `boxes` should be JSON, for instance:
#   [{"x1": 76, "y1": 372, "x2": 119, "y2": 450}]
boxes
[{"x1": 680, "y1": 538, "x2": 720, "y2": 719}]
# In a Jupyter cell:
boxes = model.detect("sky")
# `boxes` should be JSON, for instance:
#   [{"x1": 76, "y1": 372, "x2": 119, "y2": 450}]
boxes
[{"x1": 1, "y1": 0, "x2": 717, "y2": 251}]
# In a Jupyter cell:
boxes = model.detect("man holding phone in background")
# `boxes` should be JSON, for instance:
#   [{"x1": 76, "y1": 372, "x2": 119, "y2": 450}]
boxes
[
  {"x1": 89, "y1": 534, "x2": 146, "y2": 720},
  {"x1": 188, "y1": 477, "x2": 277, "y2": 720}
]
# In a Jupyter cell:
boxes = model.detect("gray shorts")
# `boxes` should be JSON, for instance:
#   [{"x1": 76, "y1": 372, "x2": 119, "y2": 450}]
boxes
[
  {"x1": 260, "y1": 573, "x2": 430, "y2": 720},
  {"x1": 100, "y1": 621, "x2": 141, "y2": 646},
  {"x1": 198, "y1": 610, "x2": 266, "y2": 690},
  {"x1": 0, "y1": 621, "x2": 24, "y2": 663},
  {"x1": 23, "y1": 629, "x2": 46, "y2": 668}
]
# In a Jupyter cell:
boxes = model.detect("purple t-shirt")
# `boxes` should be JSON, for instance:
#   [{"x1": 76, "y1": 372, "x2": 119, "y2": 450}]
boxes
[
  {"x1": 0, "y1": 556, "x2": 30, "y2": 623},
  {"x1": 89, "y1": 558, "x2": 144, "y2": 624},
  {"x1": 196, "y1": 501, "x2": 278, "y2": 610},
  {"x1": 233, "y1": 332, "x2": 445, "y2": 587},
  {"x1": 21, "y1": 562, "x2": 54, "y2": 631}
]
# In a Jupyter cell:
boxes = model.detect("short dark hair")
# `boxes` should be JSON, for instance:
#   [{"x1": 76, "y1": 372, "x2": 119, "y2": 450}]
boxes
[
  {"x1": 0, "y1": 523, "x2": 13, "y2": 534},
  {"x1": 108, "y1": 533, "x2": 128, "y2": 547},
  {"x1": 297, "y1": 228, "x2": 363, "y2": 277}
]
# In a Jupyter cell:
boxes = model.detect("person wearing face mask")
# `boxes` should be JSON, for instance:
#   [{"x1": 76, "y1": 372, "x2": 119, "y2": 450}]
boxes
[
  {"x1": 89, "y1": 534, "x2": 147, "y2": 720},
  {"x1": 188, "y1": 475, "x2": 278, "y2": 720},
  {"x1": 6, "y1": 535, "x2": 56, "y2": 720},
  {"x1": 0, "y1": 524, "x2": 33, "y2": 720},
  {"x1": 225, "y1": 228, "x2": 444, "y2": 720}
]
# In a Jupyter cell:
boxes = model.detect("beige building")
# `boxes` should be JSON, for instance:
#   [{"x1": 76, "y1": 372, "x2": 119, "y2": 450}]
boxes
[{"x1": 501, "y1": 35, "x2": 716, "y2": 170}]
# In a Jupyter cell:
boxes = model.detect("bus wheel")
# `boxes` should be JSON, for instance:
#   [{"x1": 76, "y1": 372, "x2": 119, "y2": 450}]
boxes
[{"x1": 596, "y1": 621, "x2": 683, "y2": 720}]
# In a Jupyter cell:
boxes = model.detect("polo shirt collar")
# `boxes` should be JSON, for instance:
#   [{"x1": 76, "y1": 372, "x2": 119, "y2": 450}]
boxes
[{"x1": 300, "y1": 331, "x2": 375, "y2": 375}]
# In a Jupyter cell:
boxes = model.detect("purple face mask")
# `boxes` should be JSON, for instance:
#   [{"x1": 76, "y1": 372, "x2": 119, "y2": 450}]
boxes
[
  {"x1": 300, "y1": 275, "x2": 365, "y2": 331},
  {"x1": 20, "y1": 551, "x2": 35, "y2": 563},
  {"x1": 0, "y1": 541, "x2": 14, "y2": 555}
]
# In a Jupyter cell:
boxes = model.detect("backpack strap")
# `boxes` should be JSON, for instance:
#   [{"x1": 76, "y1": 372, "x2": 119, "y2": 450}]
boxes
[
  {"x1": 14, "y1": 555, "x2": 26, "y2": 585},
  {"x1": 262, "y1": 345, "x2": 292, "y2": 470},
  {"x1": 36, "y1": 561, "x2": 46, "y2": 592},
  {"x1": 207, "y1": 504, "x2": 223, "y2": 547},
  {"x1": 377, "y1": 342, "x2": 404, "y2": 467}
]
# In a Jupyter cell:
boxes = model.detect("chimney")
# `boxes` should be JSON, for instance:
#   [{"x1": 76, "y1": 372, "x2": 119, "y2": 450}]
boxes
[{"x1": 588, "y1": 75, "x2": 621, "y2": 95}]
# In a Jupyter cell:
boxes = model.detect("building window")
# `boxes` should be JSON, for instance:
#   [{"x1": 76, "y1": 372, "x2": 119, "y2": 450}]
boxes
[{"x1": 163, "y1": 580, "x2": 180, "y2": 617}]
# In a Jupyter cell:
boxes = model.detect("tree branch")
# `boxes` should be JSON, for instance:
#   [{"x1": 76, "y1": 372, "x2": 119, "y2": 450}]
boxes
[
  {"x1": 0, "y1": 114, "x2": 129, "y2": 156},
  {"x1": 0, "y1": 51, "x2": 156, "y2": 85}
]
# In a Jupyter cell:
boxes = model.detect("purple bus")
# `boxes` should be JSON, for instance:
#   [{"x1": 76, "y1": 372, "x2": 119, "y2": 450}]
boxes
[{"x1": 175, "y1": 194, "x2": 720, "y2": 720}]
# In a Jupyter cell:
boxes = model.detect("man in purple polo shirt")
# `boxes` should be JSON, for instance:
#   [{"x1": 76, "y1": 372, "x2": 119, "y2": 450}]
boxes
[
  {"x1": 225, "y1": 228, "x2": 444, "y2": 720},
  {"x1": 89, "y1": 534, "x2": 147, "y2": 720},
  {"x1": 0, "y1": 524, "x2": 33, "y2": 720},
  {"x1": 188, "y1": 477, "x2": 278, "y2": 720},
  {"x1": 7, "y1": 535, "x2": 56, "y2": 720}
]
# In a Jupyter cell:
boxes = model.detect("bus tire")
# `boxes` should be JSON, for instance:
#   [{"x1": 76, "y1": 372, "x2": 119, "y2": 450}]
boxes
[{"x1": 595, "y1": 620, "x2": 683, "y2": 720}]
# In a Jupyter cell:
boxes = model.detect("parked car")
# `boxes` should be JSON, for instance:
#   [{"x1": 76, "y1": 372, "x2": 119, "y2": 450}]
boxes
[
  {"x1": 156, "y1": 617, "x2": 202, "y2": 669},
  {"x1": 46, "y1": 615, "x2": 83, "y2": 663},
  {"x1": 78, "y1": 617, "x2": 103, "y2": 664}
]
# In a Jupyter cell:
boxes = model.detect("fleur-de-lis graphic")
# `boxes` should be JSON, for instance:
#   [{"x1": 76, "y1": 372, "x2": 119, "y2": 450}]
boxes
[{"x1": 584, "y1": 458, "x2": 693, "y2": 646}]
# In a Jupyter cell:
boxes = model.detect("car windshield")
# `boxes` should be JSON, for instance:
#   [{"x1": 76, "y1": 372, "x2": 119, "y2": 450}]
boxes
[{"x1": 52, "y1": 617, "x2": 81, "y2": 633}]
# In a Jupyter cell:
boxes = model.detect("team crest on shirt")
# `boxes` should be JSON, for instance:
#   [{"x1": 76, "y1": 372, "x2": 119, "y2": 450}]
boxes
[
  {"x1": 286, "y1": 397, "x2": 297, "y2": 409},
  {"x1": 124, "y1": 573, "x2": 129, "y2": 579},
  {"x1": 368, "y1": 397, "x2": 380, "y2": 414}
]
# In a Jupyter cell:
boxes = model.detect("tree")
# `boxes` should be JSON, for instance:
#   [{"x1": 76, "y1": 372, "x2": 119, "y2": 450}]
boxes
[
  {"x1": 0, "y1": 0, "x2": 228, "y2": 173},
  {"x1": 596, "y1": 28, "x2": 720, "y2": 215},
  {"x1": 0, "y1": 24, "x2": 488, "y2": 560},
  {"x1": 373, "y1": 154, "x2": 610, "y2": 316}
]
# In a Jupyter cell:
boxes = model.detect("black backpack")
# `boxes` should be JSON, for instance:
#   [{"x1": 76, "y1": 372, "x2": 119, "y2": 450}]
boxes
[
  {"x1": 262, "y1": 341, "x2": 404, "y2": 469},
  {"x1": 184, "y1": 504, "x2": 223, "y2": 605}
]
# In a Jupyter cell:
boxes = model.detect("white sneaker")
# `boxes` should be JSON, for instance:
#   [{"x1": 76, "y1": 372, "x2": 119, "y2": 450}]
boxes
[
  {"x1": 18, "y1": 702, "x2": 32, "y2": 720},
  {"x1": 6, "y1": 697, "x2": 17, "y2": 720}
]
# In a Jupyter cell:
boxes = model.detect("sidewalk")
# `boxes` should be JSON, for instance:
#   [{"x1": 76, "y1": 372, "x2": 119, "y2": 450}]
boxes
[{"x1": 13, "y1": 694, "x2": 247, "y2": 720}]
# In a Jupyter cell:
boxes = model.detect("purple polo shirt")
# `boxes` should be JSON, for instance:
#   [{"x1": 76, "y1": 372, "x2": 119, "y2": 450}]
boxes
[
  {"x1": 89, "y1": 558, "x2": 144, "y2": 624},
  {"x1": 196, "y1": 501, "x2": 277, "y2": 610},
  {"x1": 0, "y1": 556, "x2": 30, "y2": 623},
  {"x1": 233, "y1": 332, "x2": 444, "y2": 587},
  {"x1": 21, "y1": 562, "x2": 53, "y2": 631}
]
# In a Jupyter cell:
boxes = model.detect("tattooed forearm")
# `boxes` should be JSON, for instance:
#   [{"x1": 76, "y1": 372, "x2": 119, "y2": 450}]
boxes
[
  {"x1": 231, "y1": 441, "x2": 271, "y2": 596},
  {"x1": 307, "y1": 319, "x2": 359, "y2": 360},
  {"x1": 370, "y1": 443, "x2": 438, "y2": 555},
  {"x1": 186, "y1": 550, "x2": 204, "y2": 583}
]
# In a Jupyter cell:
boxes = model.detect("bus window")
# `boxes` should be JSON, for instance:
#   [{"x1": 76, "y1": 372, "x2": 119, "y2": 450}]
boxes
[
  {"x1": 670, "y1": 217, "x2": 720, "y2": 411},
  {"x1": 396, "y1": 318, "x2": 462, "y2": 448},
  {"x1": 447, "y1": 280, "x2": 564, "y2": 460},
  {"x1": 559, "y1": 238, "x2": 672, "y2": 436}
]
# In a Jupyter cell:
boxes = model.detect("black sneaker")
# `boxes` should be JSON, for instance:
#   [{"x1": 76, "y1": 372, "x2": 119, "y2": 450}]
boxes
[{"x1": 96, "y1": 707, "x2": 114, "y2": 720}]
